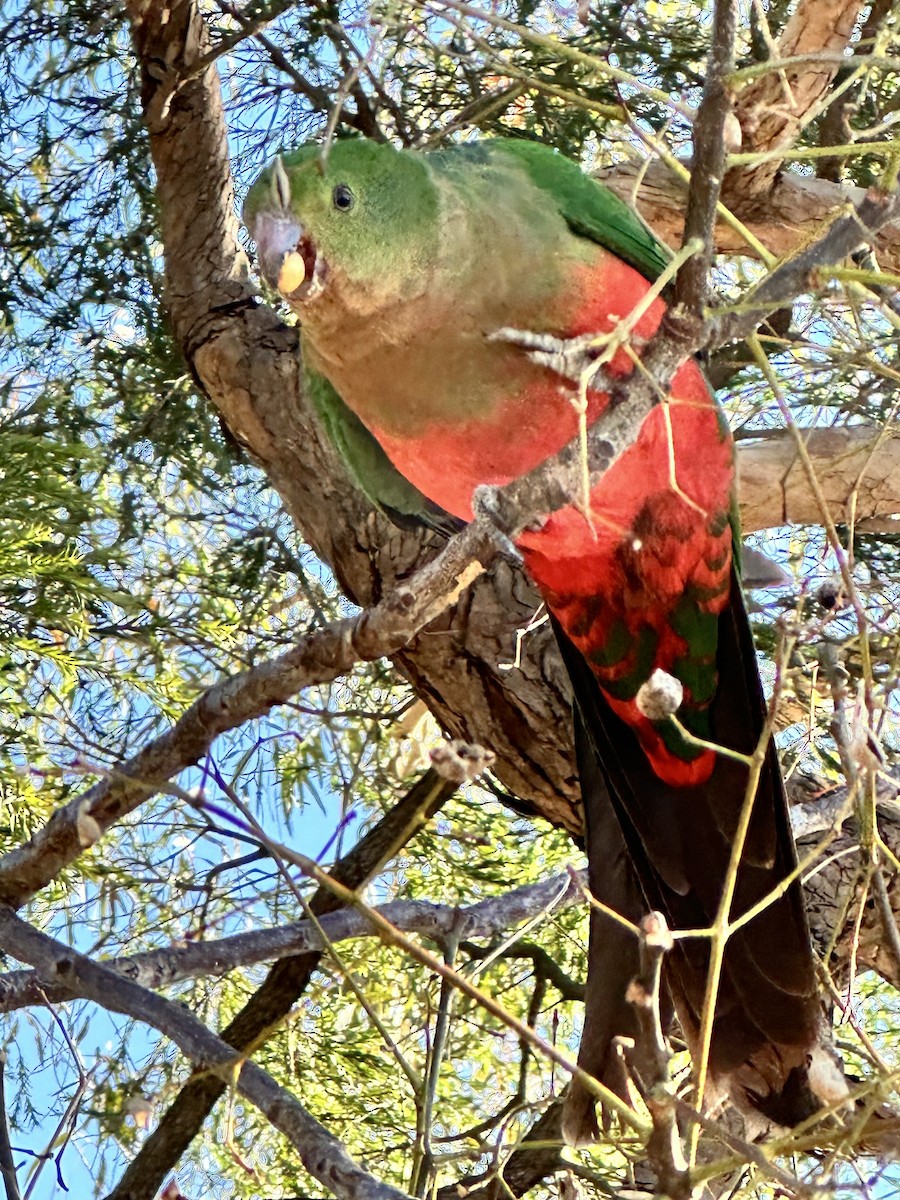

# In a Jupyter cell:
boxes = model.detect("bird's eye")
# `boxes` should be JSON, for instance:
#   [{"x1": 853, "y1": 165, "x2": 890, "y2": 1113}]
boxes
[{"x1": 332, "y1": 184, "x2": 355, "y2": 212}]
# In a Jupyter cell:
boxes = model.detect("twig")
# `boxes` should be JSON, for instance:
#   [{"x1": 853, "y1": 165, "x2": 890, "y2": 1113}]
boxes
[
  {"x1": 690, "y1": 721, "x2": 773, "y2": 1162},
  {"x1": 459, "y1": 938, "x2": 584, "y2": 1002},
  {"x1": 411, "y1": 925, "x2": 461, "y2": 1195},
  {"x1": 0, "y1": 1053, "x2": 21, "y2": 1200},
  {"x1": 872, "y1": 866, "x2": 900, "y2": 978},
  {"x1": 673, "y1": 0, "x2": 737, "y2": 312},
  {"x1": 22, "y1": 992, "x2": 90, "y2": 1200},
  {"x1": 625, "y1": 914, "x2": 675, "y2": 1094},
  {"x1": 621, "y1": 914, "x2": 690, "y2": 1200}
]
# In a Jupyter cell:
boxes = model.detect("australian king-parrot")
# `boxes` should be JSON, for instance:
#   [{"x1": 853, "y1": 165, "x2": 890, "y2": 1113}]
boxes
[{"x1": 244, "y1": 137, "x2": 824, "y2": 1138}]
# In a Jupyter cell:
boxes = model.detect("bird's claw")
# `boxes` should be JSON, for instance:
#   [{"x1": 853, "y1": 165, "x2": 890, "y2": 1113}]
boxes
[
  {"x1": 489, "y1": 326, "x2": 603, "y2": 385},
  {"x1": 471, "y1": 485, "x2": 524, "y2": 563}
]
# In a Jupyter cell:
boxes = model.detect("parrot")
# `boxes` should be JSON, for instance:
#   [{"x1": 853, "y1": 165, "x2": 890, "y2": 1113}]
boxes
[{"x1": 244, "y1": 137, "x2": 824, "y2": 1140}]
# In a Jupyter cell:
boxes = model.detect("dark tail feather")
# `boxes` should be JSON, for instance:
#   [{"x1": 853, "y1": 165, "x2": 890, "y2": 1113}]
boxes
[
  {"x1": 554, "y1": 574, "x2": 821, "y2": 1142},
  {"x1": 562, "y1": 705, "x2": 658, "y2": 1144}
]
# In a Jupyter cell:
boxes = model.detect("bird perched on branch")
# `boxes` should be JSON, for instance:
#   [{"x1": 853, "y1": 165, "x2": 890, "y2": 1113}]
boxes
[{"x1": 245, "y1": 136, "x2": 823, "y2": 1140}]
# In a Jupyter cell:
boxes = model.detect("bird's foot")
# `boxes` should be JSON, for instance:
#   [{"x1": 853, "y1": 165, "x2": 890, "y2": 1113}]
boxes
[
  {"x1": 488, "y1": 323, "x2": 637, "y2": 389},
  {"x1": 471, "y1": 485, "x2": 525, "y2": 563}
]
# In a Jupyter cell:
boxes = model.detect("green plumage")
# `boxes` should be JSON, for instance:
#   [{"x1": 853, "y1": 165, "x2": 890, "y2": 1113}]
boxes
[{"x1": 486, "y1": 140, "x2": 671, "y2": 280}]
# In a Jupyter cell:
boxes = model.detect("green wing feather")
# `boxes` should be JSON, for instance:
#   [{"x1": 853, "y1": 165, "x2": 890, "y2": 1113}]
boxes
[{"x1": 489, "y1": 140, "x2": 671, "y2": 282}]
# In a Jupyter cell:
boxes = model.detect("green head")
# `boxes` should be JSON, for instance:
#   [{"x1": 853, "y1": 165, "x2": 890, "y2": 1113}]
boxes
[{"x1": 243, "y1": 140, "x2": 438, "y2": 308}]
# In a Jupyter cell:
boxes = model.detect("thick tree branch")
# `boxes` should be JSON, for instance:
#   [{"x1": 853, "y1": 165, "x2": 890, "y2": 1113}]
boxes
[
  {"x1": 0, "y1": 0, "x2": 884, "y2": 1044},
  {"x1": 124, "y1": 0, "x2": 900, "y2": 851},
  {"x1": 0, "y1": 295, "x2": 729, "y2": 915},
  {"x1": 816, "y1": 0, "x2": 894, "y2": 182},
  {"x1": 728, "y1": 0, "x2": 868, "y2": 199},
  {"x1": 795, "y1": 772, "x2": 900, "y2": 991},
  {"x1": 127, "y1": 0, "x2": 579, "y2": 829},
  {"x1": 0, "y1": 910, "x2": 412, "y2": 1200},
  {"x1": 599, "y1": 159, "x2": 900, "y2": 270},
  {"x1": 737, "y1": 426, "x2": 900, "y2": 533}
]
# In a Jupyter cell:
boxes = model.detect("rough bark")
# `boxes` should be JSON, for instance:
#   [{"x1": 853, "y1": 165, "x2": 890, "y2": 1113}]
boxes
[
  {"x1": 601, "y1": 0, "x2": 891, "y2": 261},
  {"x1": 728, "y1": 0, "x2": 869, "y2": 198},
  {"x1": 789, "y1": 773, "x2": 900, "y2": 991},
  {"x1": 600, "y1": 158, "x2": 900, "y2": 268},
  {"x1": 737, "y1": 426, "x2": 900, "y2": 533}
]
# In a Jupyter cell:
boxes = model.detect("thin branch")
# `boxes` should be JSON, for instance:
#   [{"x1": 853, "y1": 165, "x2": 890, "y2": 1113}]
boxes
[
  {"x1": 0, "y1": 1053, "x2": 21, "y2": 1200},
  {"x1": 459, "y1": 938, "x2": 585, "y2": 1002},
  {"x1": 0, "y1": 505, "x2": 494, "y2": 911},
  {"x1": 22, "y1": 993, "x2": 90, "y2": 1200},
  {"x1": 0, "y1": 873, "x2": 581, "y2": 1013},
  {"x1": 872, "y1": 866, "x2": 900, "y2": 980},
  {"x1": 673, "y1": 0, "x2": 737, "y2": 311},
  {"x1": 623, "y1": 914, "x2": 687, "y2": 1200},
  {"x1": 710, "y1": 185, "x2": 900, "y2": 348},
  {"x1": 186, "y1": 807, "x2": 650, "y2": 1134}
]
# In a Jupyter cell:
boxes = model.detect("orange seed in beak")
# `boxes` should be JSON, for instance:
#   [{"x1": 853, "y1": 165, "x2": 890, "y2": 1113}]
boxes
[{"x1": 278, "y1": 250, "x2": 306, "y2": 294}]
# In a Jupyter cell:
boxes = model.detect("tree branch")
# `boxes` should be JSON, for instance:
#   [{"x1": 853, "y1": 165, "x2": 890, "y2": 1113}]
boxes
[
  {"x1": 123, "y1": 0, "x2": 900, "y2": 857},
  {"x1": 127, "y1": 0, "x2": 580, "y2": 827},
  {"x1": 674, "y1": 0, "x2": 737, "y2": 309},
  {"x1": 0, "y1": 872, "x2": 581, "y2": 1012},
  {"x1": 728, "y1": 0, "x2": 869, "y2": 199},
  {"x1": 0, "y1": 524, "x2": 482, "y2": 910},
  {"x1": 736, "y1": 425, "x2": 900, "y2": 533},
  {"x1": 6, "y1": 0, "x2": 894, "y2": 990},
  {"x1": 0, "y1": 290, "x2": 701, "y2": 912},
  {"x1": 4, "y1": 412, "x2": 895, "y2": 918},
  {"x1": 710, "y1": 184, "x2": 900, "y2": 347},
  {"x1": 598, "y1": 160, "x2": 900, "y2": 270}
]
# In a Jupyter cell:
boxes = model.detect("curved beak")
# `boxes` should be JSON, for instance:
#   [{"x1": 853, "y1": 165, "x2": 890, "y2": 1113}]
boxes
[{"x1": 249, "y1": 211, "x2": 305, "y2": 292}]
